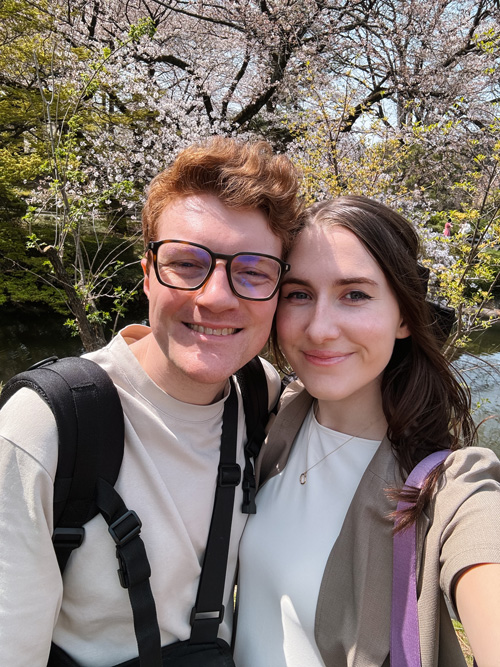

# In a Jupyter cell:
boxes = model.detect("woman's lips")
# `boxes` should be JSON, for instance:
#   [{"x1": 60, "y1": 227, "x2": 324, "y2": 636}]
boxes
[{"x1": 302, "y1": 350, "x2": 352, "y2": 365}]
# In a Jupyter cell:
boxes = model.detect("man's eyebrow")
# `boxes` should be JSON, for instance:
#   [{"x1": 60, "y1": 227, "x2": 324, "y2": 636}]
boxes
[{"x1": 281, "y1": 276, "x2": 378, "y2": 287}]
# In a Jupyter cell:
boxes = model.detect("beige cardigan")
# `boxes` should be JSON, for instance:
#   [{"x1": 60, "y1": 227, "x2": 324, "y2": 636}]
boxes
[{"x1": 256, "y1": 382, "x2": 500, "y2": 667}]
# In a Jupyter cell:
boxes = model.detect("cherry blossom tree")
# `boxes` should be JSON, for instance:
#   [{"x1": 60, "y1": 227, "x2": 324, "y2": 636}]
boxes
[{"x1": 1, "y1": 0, "x2": 498, "y2": 348}]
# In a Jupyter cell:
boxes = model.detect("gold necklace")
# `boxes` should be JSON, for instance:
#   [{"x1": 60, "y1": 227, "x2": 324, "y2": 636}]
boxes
[{"x1": 299, "y1": 408, "x2": 383, "y2": 485}]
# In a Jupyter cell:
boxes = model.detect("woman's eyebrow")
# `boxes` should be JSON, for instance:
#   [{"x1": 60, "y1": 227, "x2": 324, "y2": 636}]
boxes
[
  {"x1": 336, "y1": 277, "x2": 378, "y2": 286},
  {"x1": 282, "y1": 275, "x2": 378, "y2": 287},
  {"x1": 280, "y1": 276, "x2": 310, "y2": 287}
]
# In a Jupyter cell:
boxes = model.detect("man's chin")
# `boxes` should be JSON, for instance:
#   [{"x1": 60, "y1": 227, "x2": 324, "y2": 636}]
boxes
[{"x1": 186, "y1": 356, "x2": 258, "y2": 385}]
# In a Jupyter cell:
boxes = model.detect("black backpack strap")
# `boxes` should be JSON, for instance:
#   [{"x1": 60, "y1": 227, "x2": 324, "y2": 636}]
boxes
[
  {"x1": 235, "y1": 356, "x2": 271, "y2": 514},
  {"x1": 0, "y1": 355, "x2": 269, "y2": 658},
  {"x1": 231, "y1": 358, "x2": 280, "y2": 646},
  {"x1": 1, "y1": 356, "x2": 161, "y2": 665},
  {"x1": 189, "y1": 378, "x2": 241, "y2": 644},
  {"x1": 0, "y1": 356, "x2": 125, "y2": 572},
  {"x1": 96, "y1": 478, "x2": 162, "y2": 667}
]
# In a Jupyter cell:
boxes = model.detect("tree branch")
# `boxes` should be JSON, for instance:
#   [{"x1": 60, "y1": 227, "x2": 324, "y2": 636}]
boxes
[
  {"x1": 150, "y1": 0, "x2": 245, "y2": 33},
  {"x1": 339, "y1": 76, "x2": 392, "y2": 132}
]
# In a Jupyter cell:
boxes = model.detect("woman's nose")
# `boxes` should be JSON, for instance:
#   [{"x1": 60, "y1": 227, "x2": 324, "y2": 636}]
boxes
[{"x1": 305, "y1": 303, "x2": 341, "y2": 343}]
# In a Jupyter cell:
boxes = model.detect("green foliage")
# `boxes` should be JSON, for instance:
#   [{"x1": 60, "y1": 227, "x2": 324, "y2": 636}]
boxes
[
  {"x1": 0, "y1": 4, "x2": 149, "y2": 348},
  {"x1": 452, "y1": 620, "x2": 473, "y2": 666},
  {"x1": 286, "y1": 117, "x2": 411, "y2": 205},
  {"x1": 1, "y1": 0, "x2": 499, "y2": 351},
  {"x1": 423, "y1": 207, "x2": 500, "y2": 349},
  {"x1": 284, "y1": 66, "x2": 500, "y2": 349},
  {"x1": 128, "y1": 17, "x2": 157, "y2": 43},
  {"x1": 0, "y1": 215, "x2": 66, "y2": 311},
  {"x1": 0, "y1": 212, "x2": 143, "y2": 324}
]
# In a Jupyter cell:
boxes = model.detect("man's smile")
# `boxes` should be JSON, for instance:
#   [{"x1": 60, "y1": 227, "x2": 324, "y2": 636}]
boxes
[{"x1": 186, "y1": 323, "x2": 241, "y2": 336}]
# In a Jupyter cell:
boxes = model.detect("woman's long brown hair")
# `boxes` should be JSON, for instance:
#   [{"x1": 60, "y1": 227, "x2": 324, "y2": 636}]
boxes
[{"x1": 274, "y1": 196, "x2": 476, "y2": 530}]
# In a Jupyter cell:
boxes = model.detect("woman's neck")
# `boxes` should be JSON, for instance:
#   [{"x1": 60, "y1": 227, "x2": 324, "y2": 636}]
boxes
[{"x1": 315, "y1": 394, "x2": 388, "y2": 440}]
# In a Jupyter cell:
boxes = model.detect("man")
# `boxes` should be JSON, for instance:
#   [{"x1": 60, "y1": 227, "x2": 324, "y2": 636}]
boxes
[{"x1": 0, "y1": 137, "x2": 302, "y2": 665}]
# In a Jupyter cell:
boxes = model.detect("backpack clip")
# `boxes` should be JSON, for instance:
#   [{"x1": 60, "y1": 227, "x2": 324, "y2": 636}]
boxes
[
  {"x1": 217, "y1": 463, "x2": 241, "y2": 487},
  {"x1": 28, "y1": 356, "x2": 59, "y2": 371},
  {"x1": 108, "y1": 510, "x2": 142, "y2": 547},
  {"x1": 241, "y1": 476, "x2": 257, "y2": 514},
  {"x1": 190, "y1": 605, "x2": 225, "y2": 625},
  {"x1": 52, "y1": 526, "x2": 85, "y2": 550}
]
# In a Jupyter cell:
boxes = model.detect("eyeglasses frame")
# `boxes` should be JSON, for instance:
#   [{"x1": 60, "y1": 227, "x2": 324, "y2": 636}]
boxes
[{"x1": 146, "y1": 239, "x2": 290, "y2": 301}]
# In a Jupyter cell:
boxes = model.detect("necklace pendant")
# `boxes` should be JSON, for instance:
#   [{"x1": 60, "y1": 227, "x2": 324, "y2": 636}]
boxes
[{"x1": 299, "y1": 472, "x2": 307, "y2": 485}]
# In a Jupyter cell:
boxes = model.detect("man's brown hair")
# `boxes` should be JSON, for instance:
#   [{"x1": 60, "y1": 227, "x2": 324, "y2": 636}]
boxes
[{"x1": 142, "y1": 136, "x2": 303, "y2": 254}]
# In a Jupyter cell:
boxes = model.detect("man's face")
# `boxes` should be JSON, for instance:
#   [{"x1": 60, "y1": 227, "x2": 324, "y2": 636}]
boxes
[{"x1": 141, "y1": 193, "x2": 282, "y2": 404}]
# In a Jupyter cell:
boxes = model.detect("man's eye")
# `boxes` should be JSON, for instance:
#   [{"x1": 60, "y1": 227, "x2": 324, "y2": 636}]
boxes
[
  {"x1": 160, "y1": 260, "x2": 206, "y2": 277},
  {"x1": 236, "y1": 268, "x2": 269, "y2": 280},
  {"x1": 161, "y1": 257, "x2": 204, "y2": 269},
  {"x1": 170, "y1": 261, "x2": 199, "y2": 268}
]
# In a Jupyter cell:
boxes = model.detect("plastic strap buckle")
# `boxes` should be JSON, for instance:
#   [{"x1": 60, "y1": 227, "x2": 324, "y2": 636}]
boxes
[
  {"x1": 108, "y1": 510, "x2": 142, "y2": 547},
  {"x1": 52, "y1": 526, "x2": 85, "y2": 550},
  {"x1": 217, "y1": 463, "x2": 241, "y2": 487},
  {"x1": 242, "y1": 476, "x2": 257, "y2": 514},
  {"x1": 28, "y1": 356, "x2": 58, "y2": 371},
  {"x1": 190, "y1": 605, "x2": 225, "y2": 626}
]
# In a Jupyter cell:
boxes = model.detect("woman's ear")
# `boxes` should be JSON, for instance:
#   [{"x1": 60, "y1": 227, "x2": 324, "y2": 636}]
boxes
[{"x1": 396, "y1": 319, "x2": 411, "y2": 339}]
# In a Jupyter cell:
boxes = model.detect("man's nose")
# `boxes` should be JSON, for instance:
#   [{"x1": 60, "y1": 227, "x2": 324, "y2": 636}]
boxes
[{"x1": 195, "y1": 261, "x2": 240, "y2": 311}]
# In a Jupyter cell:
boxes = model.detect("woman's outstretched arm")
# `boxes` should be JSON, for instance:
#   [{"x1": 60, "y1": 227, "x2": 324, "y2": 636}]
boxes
[{"x1": 455, "y1": 562, "x2": 500, "y2": 666}]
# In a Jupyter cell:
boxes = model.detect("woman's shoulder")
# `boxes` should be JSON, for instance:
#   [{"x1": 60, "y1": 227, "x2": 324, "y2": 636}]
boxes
[
  {"x1": 442, "y1": 446, "x2": 500, "y2": 483},
  {"x1": 279, "y1": 378, "x2": 308, "y2": 410},
  {"x1": 429, "y1": 445, "x2": 500, "y2": 534},
  {"x1": 429, "y1": 446, "x2": 500, "y2": 516},
  {"x1": 431, "y1": 446, "x2": 500, "y2": 606}
]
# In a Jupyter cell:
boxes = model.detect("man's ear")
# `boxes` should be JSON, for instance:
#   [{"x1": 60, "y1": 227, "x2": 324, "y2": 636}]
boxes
[
  {"x1": 396, "y1": 319, "x2": 411, "y2": 339},
  {"x1": 141, "y1": 257, "x2": 150, "y2": 298}
]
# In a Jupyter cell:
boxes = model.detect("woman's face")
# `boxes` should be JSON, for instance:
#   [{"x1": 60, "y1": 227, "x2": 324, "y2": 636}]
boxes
[{"x1": 277, "y1": 224, "x2": 410, "y2": 410}]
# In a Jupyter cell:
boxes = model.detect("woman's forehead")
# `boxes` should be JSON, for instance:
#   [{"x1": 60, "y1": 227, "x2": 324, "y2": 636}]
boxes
[{"x1": 290, "y1": 224, "x2": 373, "y2": 262}]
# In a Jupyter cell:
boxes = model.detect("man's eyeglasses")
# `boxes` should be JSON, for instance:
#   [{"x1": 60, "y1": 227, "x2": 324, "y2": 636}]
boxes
[{"x1": 147, "y1": 240, "x2": 290, "y2": 301}]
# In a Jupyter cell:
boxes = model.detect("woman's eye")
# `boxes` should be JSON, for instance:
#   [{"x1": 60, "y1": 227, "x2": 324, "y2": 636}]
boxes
[
  {"x1": 282, "y1": 290, "x2": 310, "y2": 301},
  {"x1": 344, "y1": 290, "x2": 371, "y2": 302}
]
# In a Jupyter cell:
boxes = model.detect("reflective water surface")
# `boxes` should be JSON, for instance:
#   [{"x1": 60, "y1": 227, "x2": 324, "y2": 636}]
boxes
[
  {"x1": 455, "y1": 324, "x2": 500, "y2": 456},
  {"x1": 0, "y1": 310, "x2": 84, "y2": 383}
]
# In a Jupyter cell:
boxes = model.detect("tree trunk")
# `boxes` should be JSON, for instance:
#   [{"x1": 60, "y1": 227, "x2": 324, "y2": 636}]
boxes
[{"x1": 43, "y1": 246, "x2": 107, "y2": 352}]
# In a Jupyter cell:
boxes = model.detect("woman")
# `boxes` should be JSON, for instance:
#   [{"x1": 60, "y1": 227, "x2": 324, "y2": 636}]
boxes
[{"x1": 234, "y1": 196, "x2": 500, "y2": 667}]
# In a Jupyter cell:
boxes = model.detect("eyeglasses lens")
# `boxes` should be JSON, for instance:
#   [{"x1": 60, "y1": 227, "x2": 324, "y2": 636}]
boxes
[
  {"x1": 230, "y1": 255, "x2": 281, "y2": 299},
  {"x1": 157, "y1": 243, "x2": 211, "y2": 288},
  {"x1": 156, "y1": 242, "x2": 282, "y2": 299}
]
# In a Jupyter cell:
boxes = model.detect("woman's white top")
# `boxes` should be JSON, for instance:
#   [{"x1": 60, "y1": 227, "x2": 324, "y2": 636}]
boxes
[{"x1": 234, "y1": 405, "x2": 381, "y2": 667}]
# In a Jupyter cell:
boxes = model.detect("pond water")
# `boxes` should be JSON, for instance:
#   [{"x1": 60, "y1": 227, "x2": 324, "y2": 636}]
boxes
[
  {"x1": 1, "y1": 309, "x2": 499, "y2": 455},
  {"x1": 0, "y1": 311, "x2": 85, "y2": 383},
  {"x1": 454, "y1": 325, "x2": 500, "y2": 457},
  {"x1": 0, "y1": 304, "x2": 150, "y2": 383}
]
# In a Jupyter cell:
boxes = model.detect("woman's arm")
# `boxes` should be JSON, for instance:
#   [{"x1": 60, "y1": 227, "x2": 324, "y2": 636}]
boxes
[{"x1": 455, "y1": 562, "x2": 500, "y2": 667}]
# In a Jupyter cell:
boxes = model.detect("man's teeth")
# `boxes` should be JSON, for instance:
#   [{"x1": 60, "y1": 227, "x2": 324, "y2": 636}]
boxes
[{"x1": 188, "y1": 324, "x2": 237, "y2": 336}]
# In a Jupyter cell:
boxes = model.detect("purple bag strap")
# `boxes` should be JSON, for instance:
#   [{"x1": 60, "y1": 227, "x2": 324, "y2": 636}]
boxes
[{"x1": 391, "y1": 450, "x2": 450, "y2": 666}]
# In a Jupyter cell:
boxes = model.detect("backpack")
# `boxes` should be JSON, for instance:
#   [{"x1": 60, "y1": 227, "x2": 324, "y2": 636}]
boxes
[{"x1": 0, "y1": 354, "x2": 272, "y2": 666}]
